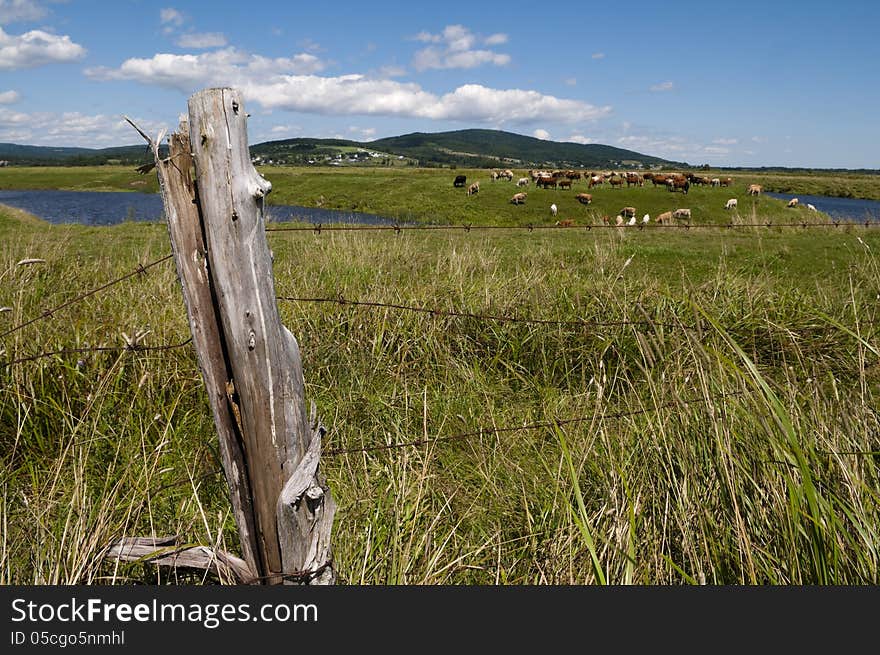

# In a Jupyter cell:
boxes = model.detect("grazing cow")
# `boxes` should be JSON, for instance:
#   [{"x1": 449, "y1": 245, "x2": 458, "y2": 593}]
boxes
[
  {"x1": 627, "y1": 215, "x2": 637, "y2": 226},
  {"x1": 615, "y1": 215, "x2": 625, "y2": 226},
  {"x1": 491, "y1": 171, "x2": 499, "y2": 181},
  {"x1": 517, "y1": 177, "x2": 530, "y2": 187},
  {"x1": 725, "y1": 198, "x2": 738, "y2": 210},
  {"x1": 467, "y1": 182, "x2": 480, "y2": 196},
  {"x1": 642, "y1": 214, "x2": 651, "y2": 224},
  {"x1": 550, "y1": 203, "x2": 558, "y2": 216},
  {"x1": 626, "y1": 173, "x2": 643, "y2": 187},
  {"x1": 667, "y1": 178, "x2": 690, "y2": 194},
  {"x1": 557, "y1": 178, "x2": 573, "y2": 190},
  {"x1": 807, "y1": 203, "x2": 817, "y2": 211},
  {"x1": 510, "y1": 192, "x2": 527, "y2": 205},
  {"x1": 748, "y1": 184, "x2": 763, "y2": 196},
  {"x1": 787, "y1": 197, "x2": 799, "y2": 208},
  {"x1": 499, "y1": 169, "x2": 514, "y2": 181},
  {"x1": 588, "y1": 175, "x2": 605, "y2": 188},
  {"x1": 555, "y1": 219, "x2": 576, "y2": 227},
  {"x1": 575, "y1": 193, "x2": 593, "y2": 205},
  {"x1": 609, "y1": 176, "x2": 625, "y2": 189},
  {"x1": 710, "y1": 178, "x2": 721, "y2": 187},
  {"x1": 652, "y1": 175, "x2": 671, "y2": 187},
  {"x1": 673, "y1": 208, "x2": 691, "y2": 220},
  {"x1": 565, "y1": 171, "x2": 582, "y2": 182},
  {"x1": 720, "y1": 177, "x2": 733, "y2": 187},
  {"x1": 620, "y1": 206, "x2": 636, "y2": 218},
  {"x1": 453, "y1": 174, "x2": 467, "y2": 188},
  {"x1": 656, "y1": 211, "x2": 674, "y2": 224},
  {"x1": 537, "y1": 177, "x2": 558, "y2": 189}
]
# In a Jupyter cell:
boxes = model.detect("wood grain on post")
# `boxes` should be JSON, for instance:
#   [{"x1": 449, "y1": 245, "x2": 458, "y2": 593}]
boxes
[
  {"x1": 186, "y1": 87, "x2": 335, "y2": 585},
  {"x1": 147, "y1": 87, "x2": 334, "y2": 584}
]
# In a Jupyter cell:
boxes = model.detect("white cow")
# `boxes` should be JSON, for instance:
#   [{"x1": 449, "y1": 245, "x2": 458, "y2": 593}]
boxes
[
  {"x1": 725, "y1": 198, "x2": 738, "y2": 210},
  {"x1": 517, "y1": 177, "x2": 530, "y2": 187},
  {"x1": 807, "y1": 203, "x2": 817, "y2": 211},
  {"x1": 550, "y1": 203, "x2": 558, "y2": 216}
]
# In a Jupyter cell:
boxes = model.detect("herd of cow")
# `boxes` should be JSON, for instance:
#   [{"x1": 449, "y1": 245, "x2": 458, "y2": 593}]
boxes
[{"x1": 453, "y1": 168, "x2": 809, "y2": 225}]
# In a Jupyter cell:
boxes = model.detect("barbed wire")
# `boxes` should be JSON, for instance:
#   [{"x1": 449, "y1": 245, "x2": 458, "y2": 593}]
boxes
[
  {"x1": 277, "y1": 294, "x2": 691, "y2": 330},
  {"x1": 323, "y1": 391, "x2": 745, "y2": 457},
  {"x1": 266, "y1": 219, "x2": 878, "y2": 234},
  {"x1": 0, "y1": 254, "x2": 173, "y2": 340},
  {"x1": 0, "y1": 338, "x2": 193, "y2": 369}
]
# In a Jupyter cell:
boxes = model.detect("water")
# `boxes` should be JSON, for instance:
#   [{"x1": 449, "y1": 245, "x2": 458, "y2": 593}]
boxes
[
  {"x1": 763, "y1": 192, "x2": 879, "y2": 223},
  {"x1": 2, "y1": 188, "x2": 878, "y2": 226},
  {"x1": 0, "y1": 189, "x2": 399, "y2": 226}
]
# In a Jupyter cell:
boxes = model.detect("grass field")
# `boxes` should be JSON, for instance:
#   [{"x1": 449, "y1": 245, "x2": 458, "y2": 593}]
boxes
[
  {"x1": 1, "y1": 166, "x2": 879, "y2": 584},
  {"x1": 2, "y1": 165, "x2": 878, "y2": 227}
]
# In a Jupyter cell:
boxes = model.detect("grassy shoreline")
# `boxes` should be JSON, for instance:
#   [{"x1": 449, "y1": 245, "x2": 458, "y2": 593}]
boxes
[{"x1": 2, "y1": 203, "x2": 878, "y2": 584}]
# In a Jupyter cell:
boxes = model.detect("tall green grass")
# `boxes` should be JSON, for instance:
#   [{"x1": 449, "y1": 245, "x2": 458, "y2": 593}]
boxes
[{"x1": 1, "y1": 208, "x2": 878, "y2": 584}]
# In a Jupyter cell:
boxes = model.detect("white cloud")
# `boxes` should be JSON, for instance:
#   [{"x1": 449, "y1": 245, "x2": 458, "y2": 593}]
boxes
[
  {"x1": 348, "y1": 126, "x2": 376, "y2": 139},
  {"x1": 412, "y1": 24, "x2": 510, "y2": 71},
  {"x1": 533, "y1": 128, "x2": 551, "y2": 140},
  {"x1": 591, "y1": 52, "x2": 605, "y2": 59},
  {"x1": 0, "y1": 108, "x2": 167, "y2": 146},
  {"x1": 0, "y1": 89, "x2": 20, "y2": 103},
  {"x1": 86, "y1": 48, "x2": 327, "y2": 86},
  {"x1": 0, "y1": 0, "x2": 47, "y2": 24},
  {"x1": 484, "y1": 33, "x2": 508, "y2": 46},
  {"x1": 160, "y1": 7, "x2": 184, "y2": 27},
  {"x1": 176, "y1": 32, "x2": 227, "y2": 49},
  {"x1": 378, "y1": 65, "x2": 407, "y2": 78},
  {"x1": 0, "y1": 27, "x2": 85, "y2": 69},
  {"x1": 713, "y1": 138, "x2": 737, "y2": 145},
  {"x1": 567, "y1": 134, "x2": 592, "y2": 144},
  {"x1": 650, "y1": 81, "x2": 674, "y2": 92},
  {"x1": 89, "y1": 52, "x2": 613, "y2": 125},
  {"x1": 617, "y1": 133, "x2": 735, "y2": 162}
]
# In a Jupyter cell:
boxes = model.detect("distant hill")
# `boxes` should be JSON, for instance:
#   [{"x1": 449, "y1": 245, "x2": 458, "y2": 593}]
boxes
[
  {"x1": 251, "y1": 129, "x2": 681, "y2": 169},
  {"x1": 0, "y1": 142, "x2": 162, "y2": 166},
  {"x1": 1, "y1": 129, "x2": 681, "y2": 169}
]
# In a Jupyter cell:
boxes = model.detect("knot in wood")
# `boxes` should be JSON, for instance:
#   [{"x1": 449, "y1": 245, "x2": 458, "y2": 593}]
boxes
[{"x1": 247, "y1": 330, "x2": 256, "y2": 351}]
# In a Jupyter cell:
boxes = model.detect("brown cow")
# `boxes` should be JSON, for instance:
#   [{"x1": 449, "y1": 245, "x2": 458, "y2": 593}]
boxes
[
  {"x1": 555, "y1": 219, "x2": 576, "y2": 227},
  {"x1": 575, "y1": 193, "x2": 593, "y2": 205},
  {"x1": 557, "y1": 178, "x2": 573, "y2": 190},
  {"x1": 620, "y1": 206, "x2": 636, "y2": 218},
  {"x1": 510, "y1": 192, "x2": 527, "y2": 204},
  {"x1": 609, "y1": 176, "x2": 625, "y2": 189},
  {"x1": 656, "y1": 210, "x2": 674, "y2": 224},
  {"x1": 748, "y1": 184, "x2": 763, "y2": 196},
  {"x1": 467, "y1": 182, "x2": 480, "y2": 196}
]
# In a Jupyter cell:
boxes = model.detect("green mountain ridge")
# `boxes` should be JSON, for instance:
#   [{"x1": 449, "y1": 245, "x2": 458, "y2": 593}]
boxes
[{"x1": 0, "y1": 129, "x2": 680, "y2": 169}]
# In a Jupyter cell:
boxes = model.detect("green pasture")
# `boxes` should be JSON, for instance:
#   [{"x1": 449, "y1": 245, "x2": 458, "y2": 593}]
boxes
[{"x1": 1, "y1": 170, "x2": 879, "y2": 584}]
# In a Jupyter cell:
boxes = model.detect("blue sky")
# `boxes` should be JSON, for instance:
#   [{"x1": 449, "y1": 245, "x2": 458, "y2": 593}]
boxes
[{"x1": 1, "y1": 0, "x2": 878, "y2": 167}]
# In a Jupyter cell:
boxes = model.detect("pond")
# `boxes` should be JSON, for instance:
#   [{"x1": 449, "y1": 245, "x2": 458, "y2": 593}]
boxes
[
  {"x1": 0, "y1": 189, "x2": 398, "y2": 226},
  {"x1": 762, "y1": 192, "x2": 880, "y2": 223},
  {"x1": 2, "y1": 188, "x2": 878, "y2": 226}
]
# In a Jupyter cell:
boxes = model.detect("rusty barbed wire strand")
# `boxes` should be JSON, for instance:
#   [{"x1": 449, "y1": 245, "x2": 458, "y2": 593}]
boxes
[
  {"x1": 323, "y1": 391, "x2": 745, "y2": 457},
  {"x1": 0, "y1": 338, "x2": 193, "y2": 369},
  {"x1": 265, "y1": 219, "x2": 878, "y2": 234},
  {"x1": 0, "y1": 254, "x2": 174, "y2": 340},
  {"x1": 277, "y1": 294, "x2": 691, "y2": 330}
]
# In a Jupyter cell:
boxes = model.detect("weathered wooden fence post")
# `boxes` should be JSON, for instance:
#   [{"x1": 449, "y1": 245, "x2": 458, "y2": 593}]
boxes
[{"x1": 121, "y1": 87, "x2": 335, "y2": 585}]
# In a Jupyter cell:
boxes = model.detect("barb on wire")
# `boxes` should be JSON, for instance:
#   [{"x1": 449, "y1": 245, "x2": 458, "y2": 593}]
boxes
[
  {"x1": 1, "y1": 338, "x2": 194, "y2": 369},
  {"x1": 278, "y1": 295, "x2": 690, "y2": 330},
  {"x1": 0, "y1": 254, "x2": 173, "y2": 341}
]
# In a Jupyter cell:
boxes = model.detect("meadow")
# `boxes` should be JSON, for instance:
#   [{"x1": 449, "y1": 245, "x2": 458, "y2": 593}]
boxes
[{"x1": 1, "y1": 165, "x2": 879, "y2": 585}]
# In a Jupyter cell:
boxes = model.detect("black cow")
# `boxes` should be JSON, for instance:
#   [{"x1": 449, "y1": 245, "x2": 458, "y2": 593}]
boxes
[{"x1": 453, "y1": 175, "x2": 467, "y2": 188}]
